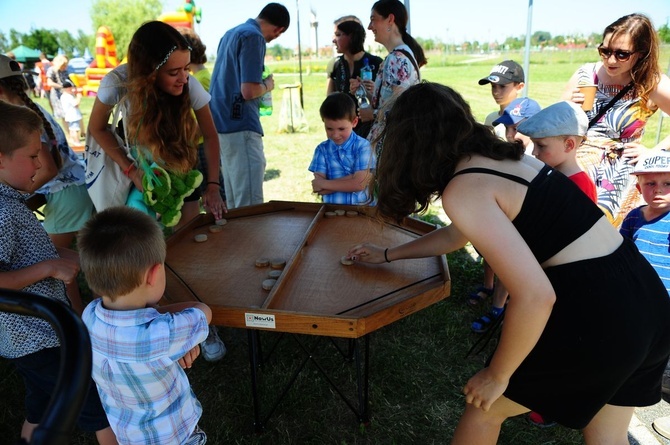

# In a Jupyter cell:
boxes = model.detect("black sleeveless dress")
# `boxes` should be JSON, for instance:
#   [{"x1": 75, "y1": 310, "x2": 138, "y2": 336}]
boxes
[{"x1": 454, "y1": 165, "x2": 670, "y2": 429}]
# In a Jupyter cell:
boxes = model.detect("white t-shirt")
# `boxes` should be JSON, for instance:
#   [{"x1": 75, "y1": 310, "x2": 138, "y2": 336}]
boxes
[{"x1": 60, "y1": 91, "x2": 82, "y2": 123}]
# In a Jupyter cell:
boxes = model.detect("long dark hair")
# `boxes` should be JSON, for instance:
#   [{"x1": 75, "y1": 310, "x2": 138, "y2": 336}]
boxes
[
  {"x1": 125, "y1": 21, "x2": 197, "y2": 173},
  {"x1": 374, "y1": 82, "x2": 522, "y2": 222},
  {"x1": 603, "y1": 13, "x2": 660, "y2": 113},
  {"x1": 372, "y1": 0, "x2": 426, "y2": 67}
]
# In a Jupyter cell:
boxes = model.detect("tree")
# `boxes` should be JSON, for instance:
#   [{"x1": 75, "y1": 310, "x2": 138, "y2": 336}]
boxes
[
  {"x1": 90, "y1": 0, "x2": 162, "y2": 60},
  {"x1": 531, "y1": 31, "x2": 551, "y2": 47},
  {"x1": 0, "y1": 31, "x2": 7, "y2": 53},
  {"x1": 659, "y1": 24, "x2": 670, "y2": 44},
  {"x1": 21, "y1": 29, "x2": 60, "y2": 56}
]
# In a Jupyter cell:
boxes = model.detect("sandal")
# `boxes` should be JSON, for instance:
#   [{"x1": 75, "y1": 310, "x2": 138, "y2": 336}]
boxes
[
  {"x1": 471, "y1": 306, "x2": 504, "y2": 333},
  {"x1": 467, "y1": 286, "x2": 494, "y2": 306}
]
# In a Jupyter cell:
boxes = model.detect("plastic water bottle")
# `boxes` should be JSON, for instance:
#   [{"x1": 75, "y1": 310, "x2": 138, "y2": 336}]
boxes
[
  {"x1": 260, "y1": 66, "x2": 273, "y2": 116},
  {"x1": 355, "y1": 84, "x2": 370, "y2": 109},
  {"x1": 360, "y1": 58, "x2": 373, "y2": 82}
]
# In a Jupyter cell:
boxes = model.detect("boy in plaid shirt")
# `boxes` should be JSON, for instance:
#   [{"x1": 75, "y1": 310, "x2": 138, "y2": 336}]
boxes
[
  {"x1": 309, "y1": 92, "x2": 375, "y2": 205},
  {"x1": 79, "y1": 207, "x2": 212, "y2": 445}
]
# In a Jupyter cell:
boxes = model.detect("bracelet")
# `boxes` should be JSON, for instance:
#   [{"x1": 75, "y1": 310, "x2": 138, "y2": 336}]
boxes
[
  {"x1": 122, "y1": 163, "x2": 136, "y2": 177},
  {"x1": 262, "y1": 80, "x2": 268, "y2": 92},
  {"x1": 384, "y1": 248, "x2": 391, "y2": 263},
  {"x1": 206, "y1": 181, "x2": 220, "y2": 187}
]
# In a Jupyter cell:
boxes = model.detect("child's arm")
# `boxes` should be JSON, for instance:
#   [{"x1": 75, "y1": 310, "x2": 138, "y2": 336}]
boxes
[
  {"x1": 312, "y1": 170, "x2": 372, "y2": 194},
  {"x1": 154, "y1": 301, "x2": 213, "y2": 324},
  {"x1": 0, "y1": 258, "x2": 79, "y2": 289}
]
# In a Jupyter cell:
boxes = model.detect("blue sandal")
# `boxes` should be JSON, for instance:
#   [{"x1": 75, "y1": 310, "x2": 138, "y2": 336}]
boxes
[
  {"x1": 467, "y1": 286, "x2": 494, "y2": 306},
  {"x1": 471, "y1": 306, "x2": 504, "y2": 333}
]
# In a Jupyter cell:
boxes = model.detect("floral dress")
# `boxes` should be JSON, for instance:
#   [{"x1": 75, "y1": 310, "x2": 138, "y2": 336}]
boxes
[
  {"x1": 367, "y1": 44, "x2": 420, "y2": 147},
  {"x1": 575, "y1": 62, "x2": 656, "y2": 226}
]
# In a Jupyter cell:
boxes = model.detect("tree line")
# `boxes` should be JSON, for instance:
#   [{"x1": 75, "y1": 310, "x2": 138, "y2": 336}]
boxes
[{"x1": 1, "y1": 0, "x2": 669, "y2": 61}]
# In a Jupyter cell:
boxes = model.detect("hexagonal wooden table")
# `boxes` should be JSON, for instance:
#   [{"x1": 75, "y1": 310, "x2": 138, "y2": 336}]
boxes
[{"x1": 162, "y1": 201, "x2": 451, "y2": 430}]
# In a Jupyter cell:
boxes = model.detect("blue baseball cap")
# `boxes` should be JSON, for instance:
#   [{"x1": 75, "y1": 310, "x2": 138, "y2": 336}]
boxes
[
  {"x1": 493, "y1": 98, "x2": 542, "y2": 126},
  {"x1": 517, "y1": 101, "x2": 588, "y2": 138}
]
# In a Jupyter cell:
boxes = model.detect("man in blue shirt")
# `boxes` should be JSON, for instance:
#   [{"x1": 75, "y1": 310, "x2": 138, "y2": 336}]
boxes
[{"x1": 210, "y1": 3, "x2": 290, "y2": 208}]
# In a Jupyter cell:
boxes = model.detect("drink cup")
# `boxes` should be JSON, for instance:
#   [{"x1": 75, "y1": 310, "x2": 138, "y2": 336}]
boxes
[{"x1": 578, "y1": 84, "x2": 597, "y2": 111}]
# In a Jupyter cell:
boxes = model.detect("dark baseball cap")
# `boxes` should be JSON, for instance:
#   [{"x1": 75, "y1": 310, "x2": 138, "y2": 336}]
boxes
[{"x1": 478, "y1": 60, "x2": 525, "y2": 85}]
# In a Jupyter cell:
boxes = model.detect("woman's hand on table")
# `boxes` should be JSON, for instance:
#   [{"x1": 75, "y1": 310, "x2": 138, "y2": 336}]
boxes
[
  {"x1": 347, "y1": 243, "x2": 387, "y2": 264},
  {"x1": 203, "y1": 185, "x2": 227, "y2": 220}
]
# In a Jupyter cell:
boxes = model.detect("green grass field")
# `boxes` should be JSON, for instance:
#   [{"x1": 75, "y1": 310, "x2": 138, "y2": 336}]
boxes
[{"x1": 1, "y1": 48, "x2": 669, "y2": 444}]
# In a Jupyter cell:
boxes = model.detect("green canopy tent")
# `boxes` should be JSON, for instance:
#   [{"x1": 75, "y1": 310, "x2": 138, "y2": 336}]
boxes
[{"x1": 9, "y1": 45, "x2": 42, "y2": 63}]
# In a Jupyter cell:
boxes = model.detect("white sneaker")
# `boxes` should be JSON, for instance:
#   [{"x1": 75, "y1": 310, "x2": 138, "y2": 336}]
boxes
[
  {"x1": 201, "y1": 326, "x2": 226, "y2": 362},
  {"x1": 653, "y1": 416, "x2": 670, "y2": 439}
]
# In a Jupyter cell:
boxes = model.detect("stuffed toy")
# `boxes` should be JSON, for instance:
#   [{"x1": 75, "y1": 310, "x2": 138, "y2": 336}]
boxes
[{"x1": 141, "y1": 162, "x2": 203, "y2": 227}]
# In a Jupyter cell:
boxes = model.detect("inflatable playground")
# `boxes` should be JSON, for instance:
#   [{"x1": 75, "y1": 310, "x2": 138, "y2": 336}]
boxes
[{"x1": 78, "y1": 0, "x2": 202, "y2": 96}]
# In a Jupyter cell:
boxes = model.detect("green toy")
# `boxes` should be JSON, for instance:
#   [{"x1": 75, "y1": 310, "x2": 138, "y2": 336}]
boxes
[{"x1": 141, "y1": 162, "x2": 203, "y2": 227}]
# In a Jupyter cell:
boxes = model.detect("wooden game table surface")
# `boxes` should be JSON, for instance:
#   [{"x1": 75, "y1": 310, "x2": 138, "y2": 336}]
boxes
[{"x1": 163, "y1": 201, "x2": 451, "y2": 338}]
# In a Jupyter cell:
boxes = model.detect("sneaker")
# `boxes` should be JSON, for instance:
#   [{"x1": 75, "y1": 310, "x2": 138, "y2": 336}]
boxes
[
  {"x1": 528, "y1": 411, "x2": 557, "y2": 428},
  {"x1": 201, "y1": 326, "x2": 226, "y2": 362},
  {"x1": 653, "y1": 416, "x2": 670, "y2": 439}
]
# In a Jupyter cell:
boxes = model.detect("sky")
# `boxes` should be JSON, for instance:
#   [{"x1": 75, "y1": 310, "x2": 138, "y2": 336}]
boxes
[{"x1": 1, "y1": 0, "x2": 669, "y2": 56}]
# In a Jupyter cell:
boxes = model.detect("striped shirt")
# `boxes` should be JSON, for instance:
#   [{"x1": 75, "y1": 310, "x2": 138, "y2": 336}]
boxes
[
  {"x1": 82, "y1": 299, "x2": 209, "y2": 444},
  {"x1": 620, "y1": 206, "x2": 670, "y2": 295}
]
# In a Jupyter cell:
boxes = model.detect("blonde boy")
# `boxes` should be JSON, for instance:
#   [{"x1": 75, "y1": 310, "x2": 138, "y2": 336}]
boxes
[
  {"x1": 518, "y1": 100, "x2": 597, "y2": 203},
  {"x1": 619, "y1": 151, "x2": 670, "y2": 438},
  {"x1": 79, "y1": 206, "x2": 212, "y2": 445}
]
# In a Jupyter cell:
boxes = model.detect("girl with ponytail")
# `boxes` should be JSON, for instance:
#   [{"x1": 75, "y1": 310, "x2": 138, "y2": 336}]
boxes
[{"x1": 351, "y1": 0, "x2": 426, "y2": 146}]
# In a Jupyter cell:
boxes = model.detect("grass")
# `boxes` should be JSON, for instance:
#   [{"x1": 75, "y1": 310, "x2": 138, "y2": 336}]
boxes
[{"x1": 1, "y1": 48, "x2": 669, "y2": 444}]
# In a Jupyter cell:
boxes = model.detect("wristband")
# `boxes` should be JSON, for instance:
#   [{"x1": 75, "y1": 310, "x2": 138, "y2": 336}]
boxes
[
  {"x1": 122, "y1": 163, "x2": 136, "y2": 177},
  {"x1": 206, "y1": 181, "x2": 221, "y2": 187},
  {"x1": 384, "y1": 248, "x2": 391, "y2": 263}
]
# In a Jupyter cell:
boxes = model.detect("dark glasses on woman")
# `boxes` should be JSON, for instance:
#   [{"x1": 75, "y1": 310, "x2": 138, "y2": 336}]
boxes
[{"x1": 598, "y1": 45, "x2": 636, "y2": 62}]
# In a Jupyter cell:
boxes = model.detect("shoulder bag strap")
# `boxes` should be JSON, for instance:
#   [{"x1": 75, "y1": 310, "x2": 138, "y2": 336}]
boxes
[
  {"x1": 394, "y1": 49, "x2": 421, "y2": 81},
  {"x1": 587, "y1": 82, "x2": 633, "y2": 129}
]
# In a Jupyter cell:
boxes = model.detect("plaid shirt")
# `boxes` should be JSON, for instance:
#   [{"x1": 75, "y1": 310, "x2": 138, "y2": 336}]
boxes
[
  {"x1": 82, "y1": 299, "x2": 209, "y2": 445},
  {"x1": 308, "y1": 132, "x2": 375, "y2": 205}
]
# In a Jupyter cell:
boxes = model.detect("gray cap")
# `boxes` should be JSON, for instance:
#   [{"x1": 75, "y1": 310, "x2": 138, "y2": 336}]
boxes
[
  {"x1": 0, "y1": 54, "x2": 22, "y2": 79},
  {"x1": 517, "y1": 101, "x2": 588, "y2": 138}
]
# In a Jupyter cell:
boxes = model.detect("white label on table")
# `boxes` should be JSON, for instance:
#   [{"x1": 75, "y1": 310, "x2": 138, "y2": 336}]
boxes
[{"x1": 245, "y1": 312, "x2": 276, "y2": 329}]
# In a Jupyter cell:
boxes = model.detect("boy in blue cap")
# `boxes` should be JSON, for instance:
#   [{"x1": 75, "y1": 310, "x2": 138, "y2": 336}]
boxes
[{"x1": 493, "y1": 97, "x2": 542, "y2": 152}]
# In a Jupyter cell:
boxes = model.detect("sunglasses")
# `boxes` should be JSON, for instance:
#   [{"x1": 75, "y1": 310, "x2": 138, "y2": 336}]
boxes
[{"x1": 597, "y1": 45, "x2": 637, "y2": 62}]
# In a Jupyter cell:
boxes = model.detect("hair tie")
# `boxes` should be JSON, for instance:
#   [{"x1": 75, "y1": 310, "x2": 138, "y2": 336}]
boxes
[{"x1": 156, "y1": 46, "x2": 178, "y2": 71}]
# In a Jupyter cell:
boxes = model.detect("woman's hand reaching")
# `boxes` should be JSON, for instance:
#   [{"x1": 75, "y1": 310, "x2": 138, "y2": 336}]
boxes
[{"x1": 347, "y1": 243, "x2": 388, "y2": 264}]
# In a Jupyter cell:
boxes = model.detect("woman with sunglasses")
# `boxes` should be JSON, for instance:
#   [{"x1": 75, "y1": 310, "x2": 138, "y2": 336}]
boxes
[{"x1": 562, "y1": 13, "x2": 670, "y2": 227}]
